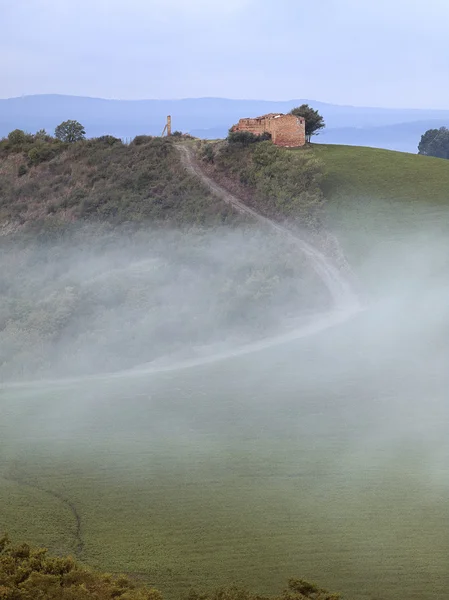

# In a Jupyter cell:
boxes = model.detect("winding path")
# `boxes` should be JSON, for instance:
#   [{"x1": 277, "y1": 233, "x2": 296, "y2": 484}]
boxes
[
  {"x1": 177, "y1": 144, "x2": 359, "y2": 312},
  {"x1": 2, "y1": 146, "x2": 360, "y2": 390},
  {"x1": 3, "y1": 470, "x2": 84, "y2": 558}
]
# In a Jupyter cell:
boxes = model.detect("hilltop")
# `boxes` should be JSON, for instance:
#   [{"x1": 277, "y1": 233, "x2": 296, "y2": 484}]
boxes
[
  {"x1": 2, "y1": 94, "x2": 449, "y2": 151},
  {"x1": 2, "y1": 131, "x2": 449, "y2": 239},
  {"x1": 197, "y1": 138, "x2": 449, "y2": 225},
  {"x1": 1, "y1": 137, "x2": 448, "y2": 600},
  {"x1": 0, "y1": 135, "x2": 238, "y2": 235},
  {"x1": 0, "y1": 135, "x2": 330, "y2": 381}
]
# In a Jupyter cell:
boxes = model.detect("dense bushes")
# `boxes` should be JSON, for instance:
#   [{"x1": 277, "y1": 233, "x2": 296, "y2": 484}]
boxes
[
  {"x1": 8, "y1": 129, "x2": 28, "y2": 145},
  {"x1": 206, "y1": 141, "x2": 324, "y2": 227},
  {"x1": 132, "y1": 135, "x2": 154, "y2": 146},
  {"x1": 0, "y1": 537, "x2": 341, "y2": 600},
  {"x1": 0, "y1": 136, "x2": 238, "y2": 230},
  {"x1": 227, "y1": 130, "x2": 272, "y2": 145},
  {"x1": 0, "y1": 536, "x2": 161, "y2": 600},
  {"x1": 0, "y1": 129, "x2": 66, "y2": 170},
  {"x1": 201, "y1": 144, "x2": 215, "y2": 163}
]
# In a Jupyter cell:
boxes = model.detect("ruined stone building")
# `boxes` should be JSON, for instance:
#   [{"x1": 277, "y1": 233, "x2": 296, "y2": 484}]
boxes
[{"x1": 231, "y1": 113, "x2": 306, "y2": 147}]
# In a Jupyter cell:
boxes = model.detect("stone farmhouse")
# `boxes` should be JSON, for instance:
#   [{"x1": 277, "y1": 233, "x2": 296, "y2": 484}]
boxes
[{"x1": 230, "y1": 113, "x2": 306, "y2": 147}]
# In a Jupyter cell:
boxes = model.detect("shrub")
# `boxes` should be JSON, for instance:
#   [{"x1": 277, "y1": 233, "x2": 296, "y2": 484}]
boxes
[
  {"x1": 28, "y1": 143, "x2": 59, "y2": 165},
  {"x1": 34, "y1": 129, "x2": 52, "y2": 141},
  {"x1": 0, "y1": 537, "x2": 341, "y2": 600},
  {"x1": 132, "y1": 135, "x2": 154, "y2": 146},
  {"x1": 17, "y1": 164, "x2": 27, "y2": 177},
  {"x1": 0, "y1": 536, "x2": 162, "y2": 600},
  {"x1": 94, "y1": 135, "x2": 123, "y2": 146},
  {"x1": 171, "y1": 130, "x2": 183, "y2": 137},
  {"x1": 212, "y1": 140, "x2": 324, "y2": 226},
  {"x1": 8, "y1": 129, "x2": 27, "y2": 145},
  {"x1": 227, "y1": 130, "x2": 271, "y2": 145},
  {"x1": 201, "y1": 144, "x2": 215, "y2": 163}
]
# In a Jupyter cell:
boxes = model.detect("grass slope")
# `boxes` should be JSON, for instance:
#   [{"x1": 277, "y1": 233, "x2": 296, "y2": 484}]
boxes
[
  {"x1": 1, "y1": 339, "x2": 448, "y2": 600},
  {"x1": 1, "y1": 141, "x2": 449, "y2": 600},
  {"x1": 312, "y1": 143, "x2": 449, "y2": 205},
  {"x1": 307, "y1": 144, "x2": 449, "y2": 283}
]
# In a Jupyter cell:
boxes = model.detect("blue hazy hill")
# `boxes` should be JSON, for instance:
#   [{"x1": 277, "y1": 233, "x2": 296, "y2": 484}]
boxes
[{"x1": 1, "y1": 95, "x2": 449, "y2": 152}]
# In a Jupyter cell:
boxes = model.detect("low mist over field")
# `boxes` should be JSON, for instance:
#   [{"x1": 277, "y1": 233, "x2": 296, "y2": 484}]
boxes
[
  {"x1": 3, "y1": 0, "x2": 449, "y2": 598},
  {"x1": 0, "y1": 224, "x2": 329, "y2": 382},
  {"x1": 1, "y1": 200, "x2": 449, "y2": 600}
]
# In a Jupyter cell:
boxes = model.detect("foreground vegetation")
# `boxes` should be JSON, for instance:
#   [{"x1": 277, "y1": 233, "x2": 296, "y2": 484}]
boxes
[{"x1": 0, "y1": 537, "x2": 340, "y2": 600}]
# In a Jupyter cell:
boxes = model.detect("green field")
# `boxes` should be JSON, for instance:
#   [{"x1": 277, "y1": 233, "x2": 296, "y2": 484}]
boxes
[
  {"x1": 311, "y1": 144, "x2": 449, "y2": 293},
  {"x1": 313, "y1": 143, "x2": 449, "y2": 205},
  {"x1": 1, "y1": 144, "x2": 449, "y2": 600},
  {"x1": 2, "y1": 293, "x2": 448, "y2": 600}
]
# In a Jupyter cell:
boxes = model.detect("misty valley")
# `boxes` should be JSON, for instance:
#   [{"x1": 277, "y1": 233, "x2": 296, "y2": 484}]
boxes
[
  {"x1": 4, "y1": 0, "x2": 449, "y2": 596},
  {"x1": 1, "y1": 200, "x2": 448, "y2": 600},
  {"x1": 1, "y1": 109, "x2": 449, "y2": 600},
  {"x1": 0, "y1": 225, "x2": 330, "y2": 381}
]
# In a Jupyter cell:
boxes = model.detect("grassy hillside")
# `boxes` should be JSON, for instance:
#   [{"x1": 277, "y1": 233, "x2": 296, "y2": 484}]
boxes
[
  {"x1": 0, "y1": 135, "x2": 238, "y2": 234},
  {"x1": 304, "y1": 144, "x2": 449, "y2": 283},
  {"x1": 312, "y1": 143, "x2": 449, "y2": 205},
  {"x1": 2, "y1": 138, "x2": 448, "y2": 600},
  {"x1": 0, "y1": 134, "x2": 332, "y2": 382}
]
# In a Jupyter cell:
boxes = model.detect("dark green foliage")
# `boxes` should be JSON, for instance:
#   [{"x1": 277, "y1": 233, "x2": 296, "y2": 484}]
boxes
[
  {"x1": 8, "y1": 129, "x2": 28, "y2": 145},
  {"x1": 0, "y1": 134, "x2": 66, "y2": 182},
  {"x1": 94, "y1": 135, "x2": 123, "y2": 146},
  {"x1": 0, "y1": 536, "x2": 340, "y2": 600},
  {"x1": 132, "y1": 135, "x2": 154, "y2": 146},
  {"x1": 17, "y1": 164, "x2": 27, "y2": 177},
  {"x1": 285, "y1": 578, "x2": 340, "y2": 600},
  {"x1": 227, "y1": 130, "x2": 271, "y2": 145},
  {"x1": 55, "y1": 120, "x2": 86, "y2": 143},
  {"x1": 185, "y1": 579, "x2": 339, "y2": 600},
  {"x1": 201, "y1": 144, "x2": 215, "y2": 163},
  {"x1": 171, "y1": 131, "x2": 183, "y2": 137},
  {"x1": 418, "y1": 126, "x2": 449, "y2": 158},
  {"x1": 0, "y1": 137, "x2": 239, "y2": 230},
  {"x1": 0, "y1": 535, "x2": 162, "y2": 600},
  {"x1": 211, "y1": 141, "x2": 324, "y2": 227},
  {"x1": 28, "y1": 143, "x2": 60, "y2": 165},
  {"x1": 34, "y1": 129, "x2": 53, "y2": 142},
  {"x1": 289, "y1": 105, "x2": 325, "y2": 143}
]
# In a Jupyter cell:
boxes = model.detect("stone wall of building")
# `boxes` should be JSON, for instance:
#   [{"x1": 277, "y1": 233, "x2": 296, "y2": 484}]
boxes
[{"x1": 231, "y1": 113, "x2": 306, "y2": 147}]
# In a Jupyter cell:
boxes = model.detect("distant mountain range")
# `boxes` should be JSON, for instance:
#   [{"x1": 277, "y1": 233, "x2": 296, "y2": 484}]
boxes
[{"x1": 2, "y1": 95, "x2": 449, "y2": 153}]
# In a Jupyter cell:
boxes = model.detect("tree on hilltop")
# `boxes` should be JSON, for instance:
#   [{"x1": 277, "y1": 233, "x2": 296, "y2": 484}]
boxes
[
  {"x1": 289, "y1": 104, "x2": 325, "y2": 143},
  {"x1": 418, "y1": 126, "x2": 449, "y2": 159},
  {"x1": 8, "y1": 129, "x2": 27, "y2": 145},
  {"x1": 55, "y1": 120, "x2": 86, "y2": 143}
]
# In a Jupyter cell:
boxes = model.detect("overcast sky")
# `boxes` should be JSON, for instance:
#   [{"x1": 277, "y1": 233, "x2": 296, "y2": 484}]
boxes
[{"x1": 1, "y1": 0, "x2": 448, "y2": 108}]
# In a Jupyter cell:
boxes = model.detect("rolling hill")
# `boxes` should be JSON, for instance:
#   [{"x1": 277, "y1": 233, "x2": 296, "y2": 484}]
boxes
[
  {"x1": 2, "y1": 95, "x2": 449, "y2": 152},
  {"x1": 1, "y1": 137, "x2": 448, "y2": 600}
]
